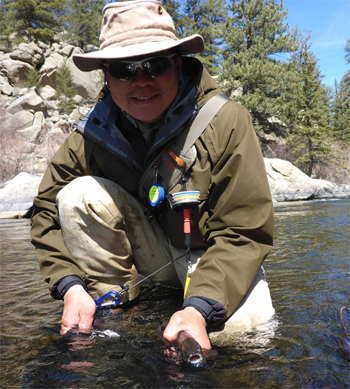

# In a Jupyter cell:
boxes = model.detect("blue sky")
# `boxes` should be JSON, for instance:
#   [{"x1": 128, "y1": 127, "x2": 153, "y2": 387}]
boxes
[{"x1": 280, "y1": 0, "x2": 349, "y2": 87}]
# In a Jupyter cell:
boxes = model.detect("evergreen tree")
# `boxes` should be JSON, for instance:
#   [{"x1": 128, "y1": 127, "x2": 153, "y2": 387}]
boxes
[
  {"x1": 183, "y1": 0, "x2": 227, "y2": 75},
  {"x1": 6, "y1": 0, "x2": 66, "y2": 44},
  {"x1": 0, "y1": 0, "x2": 12, "y2": 47},
  {"x1": 219, "y1": 0, "x2": 298, "y2": 135},
  {"x1": 344, "y1": 38, "x2": 350, "y2": 64},
  {"x1": 162, "y1": 0, "x2": 185, "y2": 37},
  {"x1": 331, "y1": 58, "x2": 350, "y2": 142},
  {"x1": 63, "y1": 0, "x2": 105, "y2": 49},
  {"x1": 286, "y1": 33, "x2": 333, "y2": 177},
  {"x1": 56, "y1": 61, "x2": 77, "y2": 114},
  {"x1": 25, "y1": 67, "x2": 42, "y2": 90}
]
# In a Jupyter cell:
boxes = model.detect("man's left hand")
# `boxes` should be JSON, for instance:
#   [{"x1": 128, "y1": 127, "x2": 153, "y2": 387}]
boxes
[{"x1": 162, "y1": 306, "x2": 211, "y2": 350}]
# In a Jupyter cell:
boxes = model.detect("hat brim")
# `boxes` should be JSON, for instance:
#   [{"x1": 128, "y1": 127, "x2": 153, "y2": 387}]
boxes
[{"x1": 73, "y1": 34, "x2": 204, "y2": 72}]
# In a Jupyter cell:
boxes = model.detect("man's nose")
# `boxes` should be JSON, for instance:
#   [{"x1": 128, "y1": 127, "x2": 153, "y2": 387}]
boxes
[{"x1": 130, "y1": 68, "x2": 153, "y2": 86}]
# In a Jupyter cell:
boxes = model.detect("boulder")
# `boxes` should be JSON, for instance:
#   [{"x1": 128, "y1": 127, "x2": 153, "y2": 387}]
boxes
[
  {"x1": 17, "y1": 124, "x2": 42, "y2": 143},
  {"x1": 59, "y1": 45, "x2": 76, "y2": 57},
  {"x1": 33, "y1": 111, "x2": 45, "y2": 127},
  {"x1": 0, "y1": 172, "x2": 42, "y2": 219},
  {"x1": 0, "y1": 59, "x2": 33, "y2": 85},
  {"x1": 67, "y1": 60, "x2": 102, "y2": 99},
  {"x1": 2, "y1": 110, "x2": 34, "y2": 132},
  {"x1": 1, "y1": 83, "x2": 15, "y2": 96},
  {"x1": 39, "y1": 52, "x2": 65, "y2": 76},
  {"x1": 9, "y1": 42, "x2": 44, "y2": 66},
  {"x1": 264, "y1": 158, "x2": 349, "y2": 201},
  {"x1": 39, "y1": 85, "x2": 57, "y2": 101},
  {"x1": 7, "y1": 88, "x2": 47, "y2": 114}
]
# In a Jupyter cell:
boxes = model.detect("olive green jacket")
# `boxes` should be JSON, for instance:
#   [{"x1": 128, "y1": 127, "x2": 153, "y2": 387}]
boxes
[{"x1": 31, "y1": 58, "x2": 274, "y2": 319}]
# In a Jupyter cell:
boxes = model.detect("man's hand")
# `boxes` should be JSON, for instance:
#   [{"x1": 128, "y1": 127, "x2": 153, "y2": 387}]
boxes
[
  {"x1": 163, "y1": 307, "x2": 211, "y2": 350},
  {"x1": 60, "y1": 284, "x2": 96, "y2": 335}
]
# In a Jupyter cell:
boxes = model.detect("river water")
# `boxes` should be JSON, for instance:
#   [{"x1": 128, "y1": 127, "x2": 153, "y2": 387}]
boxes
[{"x1": 0, "y1": 199, "x2": 349, "y2": 388}]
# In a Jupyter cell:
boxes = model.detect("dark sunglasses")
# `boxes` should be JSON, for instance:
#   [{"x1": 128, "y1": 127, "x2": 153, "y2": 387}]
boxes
[{"x1": 104, "y1": 54, "x2": 176, "y2": 81}]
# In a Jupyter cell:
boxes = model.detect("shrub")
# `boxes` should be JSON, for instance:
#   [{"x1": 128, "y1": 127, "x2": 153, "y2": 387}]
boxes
[
  {"x1": 25, "y1": 67, "x2": 42, "y2": 90},
  {"x1": 56, "y1": 61, "x2": 77, "y2": 114}
]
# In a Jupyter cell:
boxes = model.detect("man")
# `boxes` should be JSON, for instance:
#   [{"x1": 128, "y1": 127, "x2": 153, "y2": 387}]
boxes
[{"x1": 31, "y1": 0, "x2": 275, "y2": 351}]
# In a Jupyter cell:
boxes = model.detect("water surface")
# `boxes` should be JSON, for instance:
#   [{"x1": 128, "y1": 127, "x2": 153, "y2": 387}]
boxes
[{"x1": 0, "y1": 199, "x2": 349, "y2": 388}]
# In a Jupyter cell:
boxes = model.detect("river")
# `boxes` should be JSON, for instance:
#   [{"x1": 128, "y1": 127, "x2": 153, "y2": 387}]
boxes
[{"x1": 0, "y1": 199, "x2": 349, "y2": 388}]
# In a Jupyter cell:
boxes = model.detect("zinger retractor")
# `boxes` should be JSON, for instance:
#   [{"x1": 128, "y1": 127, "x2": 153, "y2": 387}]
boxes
[{"x1": 170, "y1": 165, "x2": 201, "y2": 298}]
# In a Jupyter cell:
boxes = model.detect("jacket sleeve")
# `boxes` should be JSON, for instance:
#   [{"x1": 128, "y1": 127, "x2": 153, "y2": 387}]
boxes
[
  {"x1": 185, "y1": 101, "x2": 274, "y2": 319},
  {"x1": 30, "y1": 131, "x2": 95, "y2": 291}
]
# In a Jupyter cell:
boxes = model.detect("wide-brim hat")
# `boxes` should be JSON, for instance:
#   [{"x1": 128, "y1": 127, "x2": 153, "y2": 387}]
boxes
[{"x1": 73, "y1": 0, "x2": 204, "y2": 72}]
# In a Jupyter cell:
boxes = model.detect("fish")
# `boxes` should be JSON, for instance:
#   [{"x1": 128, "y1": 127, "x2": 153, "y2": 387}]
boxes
[
  {"x1": 173, "y1": 330, "x2": 207, "y2": 367},
  {"x1": 155, "y1": 321, "x2": 216, "y2": 368}
]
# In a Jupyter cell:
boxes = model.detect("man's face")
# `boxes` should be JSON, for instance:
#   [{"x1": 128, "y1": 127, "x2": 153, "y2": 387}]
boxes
[{"x1": 106, "y1": 54, "x2": 180, "y2": 124}]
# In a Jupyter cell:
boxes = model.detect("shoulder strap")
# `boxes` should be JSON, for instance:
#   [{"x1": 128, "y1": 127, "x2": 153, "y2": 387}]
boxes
[
  {"x1": 180, "y1": 93, "x2": 231, "y2": 153},
  {"x1": 138, "y1": 93, "x2": 231, "y2": 206}
]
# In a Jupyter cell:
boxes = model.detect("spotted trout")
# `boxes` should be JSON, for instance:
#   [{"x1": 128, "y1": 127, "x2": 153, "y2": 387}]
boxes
[
  {"x1": 173, "y1": 330, "x2": 207, "y2": 367},
  {"x1": 155, "y1": 322, "x2": 216, "y2": 368}
]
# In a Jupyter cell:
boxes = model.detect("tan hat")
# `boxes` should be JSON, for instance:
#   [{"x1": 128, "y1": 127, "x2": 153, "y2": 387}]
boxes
[{"x1": 73, "y1": 0, "x2": 204, "y2": 72}]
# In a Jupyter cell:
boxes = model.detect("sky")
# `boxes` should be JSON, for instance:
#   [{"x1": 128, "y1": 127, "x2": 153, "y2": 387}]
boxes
[{"x1": 279, "y1": 0, "x2": 349, "y2": 87}]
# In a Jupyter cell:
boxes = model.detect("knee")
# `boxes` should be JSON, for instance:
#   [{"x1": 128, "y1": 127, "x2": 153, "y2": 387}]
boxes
[{"x1": 56, "y1": 176, "x2": 100, "y2": 213}]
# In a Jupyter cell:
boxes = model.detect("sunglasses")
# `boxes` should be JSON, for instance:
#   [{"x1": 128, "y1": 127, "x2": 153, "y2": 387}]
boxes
[{"x1": 104, "y1": 54, "x2": 176, "y2": 81}]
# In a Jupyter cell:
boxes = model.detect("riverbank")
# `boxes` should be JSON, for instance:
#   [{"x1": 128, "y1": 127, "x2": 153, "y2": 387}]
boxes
[{"x1": 0, "y1": 162, "x2": 349, "y2": 219}]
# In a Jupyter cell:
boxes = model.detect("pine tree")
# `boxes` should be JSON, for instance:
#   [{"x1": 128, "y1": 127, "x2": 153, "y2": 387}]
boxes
[
  {"x1": 162, "y1": 0, "x2": 185, "y2": 37},
  {"x1": 331, "y1": 76, "x2": 350, "y2": 142},
  {"x1": 286, "y1": 33, "x2": 333, "y2": 177},
  {"x1": 0, "y1": 0, "x2": 12, "y2": 47},
  {"x1": 25, "y1": 67, "x2": 42, "y2": 90},
  {"x1": 6, "y1": 0, "x2": 66, "y2": 44},
  {"x1": 56, "y1": 61, "x2": 77, "y2": 115},
  {"x1": 182, "y1": 0, "x2": 227, "y2": 75},
  {"x1": 63, "y1": 0, "x2": 105, "y2": 49},
  {"x1": 219, "y1": 0, "x2": 298, "y2": 134},
  {"x1": 344, "y1": 38, "x2": 350, "y2": 64},
  {"x1": 331, "y1": 38, "x2": 350, "y2": 141}
]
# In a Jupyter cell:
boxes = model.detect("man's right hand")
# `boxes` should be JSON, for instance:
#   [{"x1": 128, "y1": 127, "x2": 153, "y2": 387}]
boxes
[{"x1": 60, "y1": 284, "x2": 96, "y2": 335}]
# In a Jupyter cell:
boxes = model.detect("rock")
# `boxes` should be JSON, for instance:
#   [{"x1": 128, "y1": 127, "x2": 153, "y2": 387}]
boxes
[
  {"x1": 33, "y1": 111, "x2": 45, "y2": 127},
  {"x1": 1, "y1": 83, "x2": 14, "y2": 96},
  {"x1": 67, "y1": 59, "x2": 102, "y2": 99},
  {"x1": 2, "y1": 110, "x2": 34, "y2": 132},
  {"x1": 264, "y1": 158, "x2": 349, "y2": 201},
  {"x1": 0, "y1": 59, "x2": 33, "y2": 85},
  {"x1": 39, "y1": 52, "x2": 65, "y2": 76},
  {"x1": 0, "y1": 172, "x2": 42, "y2": 219},
  {"x1": 17, "y1": 124, "x2": 42, "y2": 143},
  {"x1": 39, "y1": 85, "x2": 57, "y2": 101},
  {"x1": 40, "y1": 69, "x2": 58, "y2": 88},
  {"x1": 73, "y1": 94, "x2": 84, "y2": 105},
  {"x1": 7, "y1": 88, "x2": 47, "y2": 114},
  {"x1": 9, "y1": 42, "x2": 44, "y2": 66},
  {"x1": 59, "y1": 45, "x2": 76, "y2": 57}
]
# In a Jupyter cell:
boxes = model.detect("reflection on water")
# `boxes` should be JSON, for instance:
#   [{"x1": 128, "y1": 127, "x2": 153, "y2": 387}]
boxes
[{"x1": 0, "y1": 199, "x2": 349, "y2": 388}]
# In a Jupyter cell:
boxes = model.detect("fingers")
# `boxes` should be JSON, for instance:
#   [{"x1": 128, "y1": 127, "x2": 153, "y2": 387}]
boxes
[
  {"x1": 163, "y1": 307, "x2": 211, "y2": 350},
  {"x1": 60, "y1": 284, "x2": 96, "y2": 335}
]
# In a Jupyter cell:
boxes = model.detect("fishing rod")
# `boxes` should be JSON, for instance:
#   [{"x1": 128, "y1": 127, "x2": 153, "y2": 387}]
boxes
[{"x1": 95, "y1": 161, "x2": 200, "y2": 309}]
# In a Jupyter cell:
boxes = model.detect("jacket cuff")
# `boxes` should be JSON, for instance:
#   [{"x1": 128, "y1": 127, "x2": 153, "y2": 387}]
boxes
[
  {"x1": 182, "y1": 296, "x2": 226, "y2": 325},
  {"x1": 50, "y1": 276, "x2": 87, "y2": 300}
]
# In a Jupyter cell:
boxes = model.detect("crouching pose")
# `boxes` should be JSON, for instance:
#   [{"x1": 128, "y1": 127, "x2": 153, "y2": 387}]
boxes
[{"x1": 31, "y1": 0, "x2": 275, "y2": 350}]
